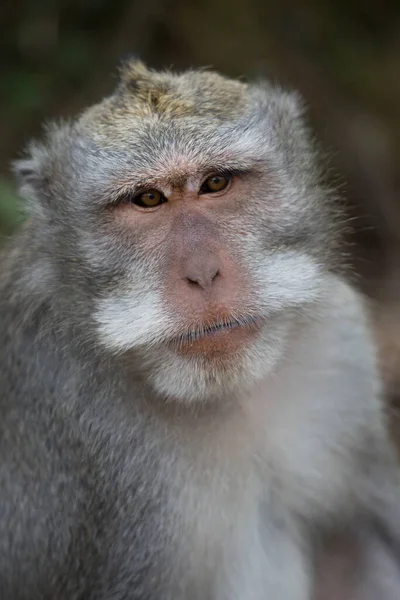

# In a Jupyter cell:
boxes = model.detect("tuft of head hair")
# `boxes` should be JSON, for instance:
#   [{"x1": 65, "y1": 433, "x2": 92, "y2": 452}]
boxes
[{"x1": 114, "y1": 58, "x2": 248, "y2": 120}]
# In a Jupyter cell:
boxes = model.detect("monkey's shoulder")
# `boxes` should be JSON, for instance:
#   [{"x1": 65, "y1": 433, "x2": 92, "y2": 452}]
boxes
[{"x1": 0, "y1": 380, "x2": 167, "y2": 599}]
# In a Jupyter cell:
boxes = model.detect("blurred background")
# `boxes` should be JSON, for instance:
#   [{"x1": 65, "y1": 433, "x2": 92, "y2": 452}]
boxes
[{"x1": 1, "y1": 0, "x2": 400, "y2": 415}]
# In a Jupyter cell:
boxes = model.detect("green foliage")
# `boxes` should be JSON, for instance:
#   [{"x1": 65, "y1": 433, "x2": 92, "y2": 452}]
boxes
[{"x1": 0, "y1": 179, "x2": 24, "y2": 237}]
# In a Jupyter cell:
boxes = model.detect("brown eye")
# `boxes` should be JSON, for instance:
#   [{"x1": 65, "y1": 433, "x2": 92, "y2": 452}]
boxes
[
  {"x1": 200, "y1": 173, "x2": 231, "y2": 194},
  {"x1": 132, "y1": 189, "x2": 166, "y2": 209}
]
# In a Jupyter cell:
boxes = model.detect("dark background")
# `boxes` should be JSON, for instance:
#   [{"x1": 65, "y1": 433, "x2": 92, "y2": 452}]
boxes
[{"x1": 1, "y1": 0, "x2": 400, "y2": 411}]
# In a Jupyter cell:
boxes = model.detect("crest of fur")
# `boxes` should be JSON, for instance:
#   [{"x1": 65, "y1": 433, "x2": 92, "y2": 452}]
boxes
[{"x1": 115, "y1": 58, "x2": 248, "y2": 120}]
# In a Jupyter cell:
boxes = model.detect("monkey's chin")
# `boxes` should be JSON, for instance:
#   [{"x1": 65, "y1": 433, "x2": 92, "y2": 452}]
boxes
[
  {"x1": 140, "y1": 316, "x2": 290, "y2": 403},
  {"x1": 168, "y1": 318, "x2": 264, "y2": 358}
]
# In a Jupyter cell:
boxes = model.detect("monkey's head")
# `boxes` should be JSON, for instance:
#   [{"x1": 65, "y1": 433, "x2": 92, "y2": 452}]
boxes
[{"x1": 14, "y1": 60, "x2": 341, "y2": 403}]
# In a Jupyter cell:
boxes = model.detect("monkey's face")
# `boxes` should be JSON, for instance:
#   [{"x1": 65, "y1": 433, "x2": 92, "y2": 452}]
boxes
[
  {"x1": 85, "y1": 115, "x2": 337, "y2": 403},
  {"x1": 16, "y1": 64, "x2": 340, "y2": 403}
]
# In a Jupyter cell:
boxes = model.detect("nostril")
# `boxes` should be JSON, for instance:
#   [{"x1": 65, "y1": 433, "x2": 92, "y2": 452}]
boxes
[
  {"x1": 182, "y1": 259, "x2": 221, "y2": 290},
  {"x1": 186, "y1": 277, "x2": 200, "y2": 286},
  {"x1": 184, "y1": 270, "x2": 219, "y2": 289}
]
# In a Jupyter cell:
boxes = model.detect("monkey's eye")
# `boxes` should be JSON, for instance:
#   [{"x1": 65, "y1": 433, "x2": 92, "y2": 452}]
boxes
[
  {"x1": 199, "y1": 173, "x2": 231, "y2": 195},
  {"x1": 131, "y1": 189, "x2": 167, "y2": 209}
]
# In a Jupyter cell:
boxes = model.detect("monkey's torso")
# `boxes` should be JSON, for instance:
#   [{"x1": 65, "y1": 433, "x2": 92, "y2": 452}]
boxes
[{"x1": 0, "y1": 249, "x2": 393, "y2": 600}]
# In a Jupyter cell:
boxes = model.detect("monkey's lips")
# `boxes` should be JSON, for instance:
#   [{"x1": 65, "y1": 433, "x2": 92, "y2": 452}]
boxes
[{"x1": 169, "y1": 316, "x2": 263, "y2": 357}]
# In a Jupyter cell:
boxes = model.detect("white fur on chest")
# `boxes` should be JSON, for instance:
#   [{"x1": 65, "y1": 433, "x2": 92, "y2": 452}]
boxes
[
  {"x1": 173, "y1": 454, "x2": 310, "y2": 599},
  {"x1": 169, "y1": 398, "x2": 312, "y2": 599}
]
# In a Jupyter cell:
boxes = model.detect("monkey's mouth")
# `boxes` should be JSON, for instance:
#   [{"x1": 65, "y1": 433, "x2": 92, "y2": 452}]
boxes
[{"x1": 168, "y1": 315, "x2": 263, "y2": 355}]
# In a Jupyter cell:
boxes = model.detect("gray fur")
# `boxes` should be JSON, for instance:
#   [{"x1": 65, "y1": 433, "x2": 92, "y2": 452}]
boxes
[{"x1": 1, "y1": 61, "x2": 400, "y2": 599}]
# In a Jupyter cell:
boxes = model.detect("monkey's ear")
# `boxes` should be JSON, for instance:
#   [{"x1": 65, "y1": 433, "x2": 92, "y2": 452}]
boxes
[{"x1": 12, "y1": 141, "x2": 51, "y2": 219}]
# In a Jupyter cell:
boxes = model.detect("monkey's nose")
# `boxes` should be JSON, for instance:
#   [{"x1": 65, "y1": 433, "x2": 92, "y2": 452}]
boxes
[{"x1": 183, "y1": 256, "x2": 220, "y2": 290}]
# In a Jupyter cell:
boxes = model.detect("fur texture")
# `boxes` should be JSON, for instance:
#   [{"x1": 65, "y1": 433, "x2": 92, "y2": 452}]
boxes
[{"x1": 1, "y1": 60, "x2": 400, "y2": 599}]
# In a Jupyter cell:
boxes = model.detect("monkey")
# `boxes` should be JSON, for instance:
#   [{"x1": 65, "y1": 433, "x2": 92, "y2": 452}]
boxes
[{"x1": 1, "y1": 58, "x2": 400, "y2": 600}]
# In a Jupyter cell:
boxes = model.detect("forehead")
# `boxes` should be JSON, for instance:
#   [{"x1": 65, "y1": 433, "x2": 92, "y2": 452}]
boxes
[{"x1": 79, "y1": 108, "x2": 261, "y2": 186}]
